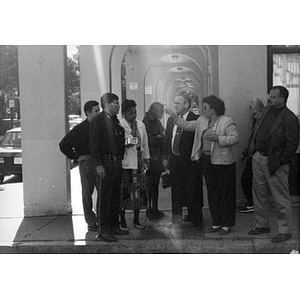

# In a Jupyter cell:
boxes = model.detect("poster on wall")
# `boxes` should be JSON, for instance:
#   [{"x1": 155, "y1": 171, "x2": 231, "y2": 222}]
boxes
[
  {"x1": 145, "y1": 85, "x2": 152, "y2": 94},
  {"x1": 129, "y1": 82, "x2": 138, "y2": 90}
]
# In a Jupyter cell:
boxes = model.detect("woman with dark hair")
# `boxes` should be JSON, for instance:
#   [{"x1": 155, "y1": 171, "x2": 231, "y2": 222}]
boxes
[
  {"x1": 166, "y1": 95, "x2": 239, "y2": 235},
  {"x1": 142, "y1": 102, "x2": 166, "y2": 219},
  {"x1": 119, "y1": 99, "x2": 150, "y2": 231}
]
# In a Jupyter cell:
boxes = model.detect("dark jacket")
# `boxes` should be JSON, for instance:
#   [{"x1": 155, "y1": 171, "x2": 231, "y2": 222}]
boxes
[
  {"x1": 251, "y1": 105, "x2": 299, "y2": 175},
  {"x1": 90, "y1": 111, "x2": 125, "y2": 167},
  {"x1": 142, "y1": 112, "x2": 165, "y2": 173},
  {"x1": 59, "y1": 119, "x2": 90, "y2": 160},
  {"x1": 163, "y1": 111, "x2": 199, "y2": 164}
]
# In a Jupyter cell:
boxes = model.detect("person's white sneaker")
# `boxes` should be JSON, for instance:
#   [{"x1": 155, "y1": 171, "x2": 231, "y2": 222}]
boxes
[{"x1": 239, "y1": 205, "x2": 254, "y2": 213}]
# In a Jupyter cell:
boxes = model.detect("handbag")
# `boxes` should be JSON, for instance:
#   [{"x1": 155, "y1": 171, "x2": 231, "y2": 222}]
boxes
[{"x1": 161, "y1": 171, "x2": 171, "y2": 189}]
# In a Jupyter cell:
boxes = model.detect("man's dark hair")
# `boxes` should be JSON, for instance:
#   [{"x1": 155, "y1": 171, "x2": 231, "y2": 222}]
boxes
[
  {"x1": 203, "y1": 95, "x2": 225, "y2": 116},
  {"x1": 84, "y1": 100, "x2": 99, "y2": 116},
  {"x1": 177, "y1": 91, "x2": 192, "y2": 108},
  {"x1": 122, "y1": 99, "x2": 136, "y2": 114},
  {"x1": 271, "y1": 85, "x2": 289, "y2": 103},
  {"x1": 100, "y1": 93, "x2": 119, "y2": 109}
]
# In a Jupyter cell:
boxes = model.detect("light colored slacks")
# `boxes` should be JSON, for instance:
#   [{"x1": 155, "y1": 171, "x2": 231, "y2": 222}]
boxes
[{"x1": 252, "y1": 151, "x2": 291, "y2": 234}]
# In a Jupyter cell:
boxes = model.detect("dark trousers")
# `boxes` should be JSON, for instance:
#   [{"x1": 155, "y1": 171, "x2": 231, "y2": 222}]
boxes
[
  {"x1": 96, "y1": 158, "x2": 123, "y2": 234},
  {"x1": 146, "y1": 171, "x2": 162, "y2": 211},
  {"x1": 203, "y1": 155, "x2": 236, "y2": 227},
  {"x1": 170, "y1": 154, "x2": 203, "y2": 225},
  {"x1": 241, "y1": 156, "x2": 253, "y2": 206},
  {"x1": 79, "y1": 159, "x2": 97, "y2": 227}
]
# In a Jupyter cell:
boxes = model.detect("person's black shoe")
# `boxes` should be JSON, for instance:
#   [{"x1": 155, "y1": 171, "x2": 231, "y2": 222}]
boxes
[
  {"x1": 112, "y1": 228, "x2": 129, "y2": 235},
  {"x1": 248, "y1": 227, "x2": 270, "y2": 235},
  {"x1": 206, "y1": 226, "x2": 222, "y2": 233},
  {"x1": 96, "y1": 233, "x2": 117, "y2": 242},
  {"x1": 271, "y1": 233, "x2": 292, "y2": 243},
  {"x1": 88, "y1": 224, "x2": 98, "y2": 232},
  {"x1": 149, "y1": 210, "x2": 165, "y2": 220},
  {"x1": 119, "y1": 219, "x2": 128, "y2": 231},
  {"x1": 133, "y1": 220, "x2": 143, "y2": 229}
]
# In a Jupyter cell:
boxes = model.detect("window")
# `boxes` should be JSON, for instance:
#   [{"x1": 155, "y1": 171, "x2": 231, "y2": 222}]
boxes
[{"x1": 268, "y1": 46, "x2": 300, "y2": 117}]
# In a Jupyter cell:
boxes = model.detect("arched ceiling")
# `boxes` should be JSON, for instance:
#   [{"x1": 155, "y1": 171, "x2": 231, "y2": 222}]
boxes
[{"x1": 126, "y1": 45, "x2": 210, "y2": 101}]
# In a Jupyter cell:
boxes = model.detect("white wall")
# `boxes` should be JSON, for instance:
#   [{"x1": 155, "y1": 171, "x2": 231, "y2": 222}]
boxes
[
  {"x1": 218, "y1": 45, "x2": 268, "y2": 200},
  {"x1": 219, "y1": 45, "x2": 268, "y2": 156}
]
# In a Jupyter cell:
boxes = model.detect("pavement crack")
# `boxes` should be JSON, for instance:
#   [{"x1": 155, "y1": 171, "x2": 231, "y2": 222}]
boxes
[{"x1": 22, "y1": 217, "x2": 58, "y2": 240}]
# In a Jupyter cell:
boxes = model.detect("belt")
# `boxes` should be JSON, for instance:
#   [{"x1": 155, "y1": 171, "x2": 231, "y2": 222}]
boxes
[
  {"x1": 77, "y1": 155, "x2": 92, "y2": 162},
  {"x1": 103, "y1": 153, "x2": 123, "y2": 162},
  {"x1": 258, "y1": 151, "x2": 267, "y2": 156}
]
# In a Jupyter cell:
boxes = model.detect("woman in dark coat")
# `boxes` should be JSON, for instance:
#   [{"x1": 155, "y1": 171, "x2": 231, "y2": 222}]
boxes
[{"x1": 142, "y1": 102, "x2": 165, "y2": 219}]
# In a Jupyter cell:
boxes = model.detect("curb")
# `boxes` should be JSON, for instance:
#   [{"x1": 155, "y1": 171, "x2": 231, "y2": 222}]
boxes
[{"x1": 1, "y1": 238, "x2": 299, "y2": 254}]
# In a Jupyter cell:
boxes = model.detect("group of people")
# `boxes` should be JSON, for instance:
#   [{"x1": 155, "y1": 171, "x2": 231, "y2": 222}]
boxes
[
  {"x1": 165, "y1": 85, "x2": 299, "y2": 243},
  {"x1": 60, "y1": 85, "x2": 299, "y2": 244},
  {"x1": 60, "y1": 93, "x2": 166, "y2": 242}
]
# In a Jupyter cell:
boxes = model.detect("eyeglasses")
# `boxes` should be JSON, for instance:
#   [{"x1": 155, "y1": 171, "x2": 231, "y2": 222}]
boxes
[
  {"x1": 110, "y1": 102, "x2": 120, "y2": 107},
  {"x1": 266, "y1": 94, "x2": 278, "y2": 100}
]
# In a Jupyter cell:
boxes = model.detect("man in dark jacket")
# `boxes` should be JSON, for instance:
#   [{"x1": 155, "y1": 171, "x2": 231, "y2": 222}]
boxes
[
  {"x1": 90, "y1": 93, "x2": 126, "y2": 242},
  {"x1": 163, "y1": 93, "x2": 203, "y2": 228},
  {"x1": 248, "y1": 86, "x2": 299, "y2": 243},
  {"x1": 59, "y1": 100, "x2": 100, "y2": 231}
]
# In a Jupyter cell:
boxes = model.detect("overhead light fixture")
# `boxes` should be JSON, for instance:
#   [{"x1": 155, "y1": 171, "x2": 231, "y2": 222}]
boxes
[{"x1": 171, "y1": 54, "x2": 179, "y2": 62}]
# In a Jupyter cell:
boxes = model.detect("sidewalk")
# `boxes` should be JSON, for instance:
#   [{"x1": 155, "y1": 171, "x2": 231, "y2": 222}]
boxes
[
  {"x1": 1, "y1": 206, "x2": 300, "y2": 254},
  {"x1": 1, "y1": 171, "x2": 300, "y2": 254}
]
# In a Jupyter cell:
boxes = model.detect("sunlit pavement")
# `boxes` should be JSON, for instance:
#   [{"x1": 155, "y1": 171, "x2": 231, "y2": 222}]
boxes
[{"x1": 0, "y1": 168, "x2": 300, "y2": 253}]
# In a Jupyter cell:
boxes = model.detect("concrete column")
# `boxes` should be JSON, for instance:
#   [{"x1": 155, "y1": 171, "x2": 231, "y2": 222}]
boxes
[
  {"x1": 79, "y1": 45, "x2": 112, "y2": 112},
  {"x1": 18, "y1": 46, "x2": 72, "y2": 216}
]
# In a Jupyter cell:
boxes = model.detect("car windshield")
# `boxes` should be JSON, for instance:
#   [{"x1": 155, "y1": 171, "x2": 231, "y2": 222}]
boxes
[{"x1": 0, "y1": 132, "x2": 21, "y2": 148}]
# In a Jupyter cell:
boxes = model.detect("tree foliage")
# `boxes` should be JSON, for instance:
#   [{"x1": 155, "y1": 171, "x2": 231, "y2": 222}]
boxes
[
  {"x1": 0, "y1": 45, "x2": 19, "y2": 92},
  {"x1": 66, "y1": 48, "x2": 81, "y2": 115},
  {"x1": 0, "y1": 45, "x2": 81, "y2": 115}
]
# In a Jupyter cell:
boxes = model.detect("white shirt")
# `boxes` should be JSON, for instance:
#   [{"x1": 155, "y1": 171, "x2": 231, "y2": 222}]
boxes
[{"x1": 171, "y1": 111, "x2": 189, "y2": 151}]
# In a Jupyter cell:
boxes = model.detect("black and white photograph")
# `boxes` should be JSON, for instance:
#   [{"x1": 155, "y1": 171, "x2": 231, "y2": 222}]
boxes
[{"x1": 1, "y1": 1, "x2": 299, "y2": 299}]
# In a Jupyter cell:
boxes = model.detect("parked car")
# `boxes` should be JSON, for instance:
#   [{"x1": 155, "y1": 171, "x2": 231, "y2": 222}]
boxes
[
  {"x1": 0, "y1": 125, "x2": 79, "y2": 183},
  {"x1": 0, "y1": 127, "x2": 22, "y2": 183},
  {"x1": 69, "y1": 115, "x2": 82, "y2": 130}
]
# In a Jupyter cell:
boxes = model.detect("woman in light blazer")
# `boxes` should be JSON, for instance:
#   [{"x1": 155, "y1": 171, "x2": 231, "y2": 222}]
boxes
[
  {"x1": 166, "y1": 95, "x2": 239, "y2": 235},
  {"x1": 119, "y1": 100, "x2": 150, "y2": 232}
]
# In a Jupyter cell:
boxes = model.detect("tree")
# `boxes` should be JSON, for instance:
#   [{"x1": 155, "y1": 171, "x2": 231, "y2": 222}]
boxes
[
  {"x1": 0, "y1": 45, "x2": 19, "y2": 92},
  {"x1": 0, "y1": 45, "x2": 81, "y2": 115},
  {"x1": 66, "y1": 48, "x2": 81, "y2": 115}
]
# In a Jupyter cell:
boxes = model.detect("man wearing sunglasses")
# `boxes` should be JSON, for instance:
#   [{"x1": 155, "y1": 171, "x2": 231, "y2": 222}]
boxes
[{"x1": 248, "y1": 86, "x2": 299, "y2": 243}]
